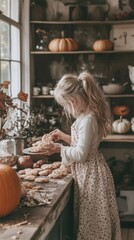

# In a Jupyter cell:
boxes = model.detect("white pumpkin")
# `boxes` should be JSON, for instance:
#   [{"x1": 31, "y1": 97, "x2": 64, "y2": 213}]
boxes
[
  {"x1": 131, "y1": 117, "x2": 134, "y2": 132},
  {"x1": 112, "y1": 117, "x2": 131, "y2": 134}
]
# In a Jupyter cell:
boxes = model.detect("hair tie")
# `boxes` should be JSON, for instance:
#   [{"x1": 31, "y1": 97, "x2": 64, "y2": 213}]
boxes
[
  {"x1": 77, "y1": 78, "x2": 83, "y2": 88},
  {"x1": 77, "y1": 77, "x2": 81, "y2": 82}
]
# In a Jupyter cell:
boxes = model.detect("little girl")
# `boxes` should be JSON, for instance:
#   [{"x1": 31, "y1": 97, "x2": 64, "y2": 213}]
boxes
[{"x1": 45, "y1": 72, "x2": 122, "y2": 240}]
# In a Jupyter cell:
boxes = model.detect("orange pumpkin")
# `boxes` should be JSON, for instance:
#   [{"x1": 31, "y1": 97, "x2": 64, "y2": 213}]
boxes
[
  {"x1": 48, "y1": 38, "x2": 79, "y2": 52},
  {"x1": 112, "y1": 106, "x2": 130, "y2": 116},
  {"x1": 92, "y1": 40, "x2": 113, "y2": 51},
  {"x1": 0, "y1": 164, "x2": 21, "y2": 217}
]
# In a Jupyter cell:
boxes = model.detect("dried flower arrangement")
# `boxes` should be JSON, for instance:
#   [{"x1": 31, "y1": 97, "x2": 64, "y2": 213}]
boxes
[
  {"x1": 18, "y1": 104, "x2": 59, "y2": 144},
  {"x1": 0, "y1": 80, "x2": 28, "y2": 138},
  {"x1": 0, "y1": 81, "x2": 61, "y2": 145}
]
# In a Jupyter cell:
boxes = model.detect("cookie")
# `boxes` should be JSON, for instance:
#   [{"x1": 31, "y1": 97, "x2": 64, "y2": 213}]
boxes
[
  {"x1": 19, "y1": 174, "x2": 26, "y2": 179},
  {"x1": 41, "y1": 164, "x2": 53, "y2": 170},
  {"x1": 42, "y1": 133, "x2": 53, "y2": 142},
  {"x1": 27, "y1": 169, "x2": 40, "y2": 176},
  {"x1": 51, "y1": 173, "x2": 63, "y2": 179},
  {"x1": 32, "y1": 140, "x2": 43, "y2": 147},
  {"x1": 34, "y1": 177, "x2": 49, "y2": 183},
  {"x1": 52, "y1": 161, "x2": 61, "y2": 169},
  {"x1": 21, "y1": 181, "x2": 34, "y2": 189},
  {"x1": 18, "y1": 169, "x2": 26, "y2": 175},
  {"x1": 39, "y1": 169, "x2": 52, "y2": 176},
  {"x1": 24, "y1": 175, "x2": 36, "y2": 181},
  {"x1": 25, "y1": 168, "x2": 33, "y2": 174}
]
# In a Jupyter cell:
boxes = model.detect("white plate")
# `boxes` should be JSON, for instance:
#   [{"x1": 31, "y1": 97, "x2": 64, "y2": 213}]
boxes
[{"x1": 23, "y1": 148, "x2": 47, "y2": 155}]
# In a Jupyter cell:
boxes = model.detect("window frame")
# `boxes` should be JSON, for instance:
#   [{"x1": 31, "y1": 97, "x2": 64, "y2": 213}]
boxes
[
  {"x1": 0, "y1": 0, "x2": 30, "y2": 105},
  {"x1": 20, "y1": 0, "x2": 30, "y2": 104},
  {"x1": 0, "y1": 0, "x2": 23, "y2": 95}
]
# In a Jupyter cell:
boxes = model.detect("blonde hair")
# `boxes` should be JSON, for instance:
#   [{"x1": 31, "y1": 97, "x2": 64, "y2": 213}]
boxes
[{"x1": 54, "y1": 72, "x2": 112, "y2": 138}]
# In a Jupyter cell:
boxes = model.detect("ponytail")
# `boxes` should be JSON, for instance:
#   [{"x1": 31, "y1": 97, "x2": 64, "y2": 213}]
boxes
[{"x1": 78, "y1": 72, "x2": 112, "y2": 138}]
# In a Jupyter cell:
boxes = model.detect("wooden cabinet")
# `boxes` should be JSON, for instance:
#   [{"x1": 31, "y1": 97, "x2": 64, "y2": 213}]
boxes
[
  {"x1": 121, "y1": 228, "x2": 134, "y2": 240},
  {"x1": 121, "y1": 216, "x2": 134, "y2": 240},
  {"x1": 46, "y1": 199, "x2": 73, "y2": 240}
]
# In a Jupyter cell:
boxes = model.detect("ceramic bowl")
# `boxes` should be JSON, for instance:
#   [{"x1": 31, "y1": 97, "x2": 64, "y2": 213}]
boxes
[
  {"x1": 49, "y1": 90, "x2": 54, "y2": 95},
  {"x1": 102, "y1": 84, "x2": 126, "y2": 94}
]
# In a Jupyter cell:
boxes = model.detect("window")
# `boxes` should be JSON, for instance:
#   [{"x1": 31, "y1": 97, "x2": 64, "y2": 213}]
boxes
[{"x1": 0, "y1": 0, "x2": 21, "y2": 97}]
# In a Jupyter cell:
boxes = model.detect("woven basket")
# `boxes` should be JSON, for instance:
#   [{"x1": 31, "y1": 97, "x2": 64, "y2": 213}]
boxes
[{"x1": 0, "y1": 155, "x2": 18, "y2": 166}]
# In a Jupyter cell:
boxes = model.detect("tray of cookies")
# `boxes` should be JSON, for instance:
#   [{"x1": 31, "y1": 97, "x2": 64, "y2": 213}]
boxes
[{"x1": 23, "y1": 148, "x2": 47, "y2": 155}]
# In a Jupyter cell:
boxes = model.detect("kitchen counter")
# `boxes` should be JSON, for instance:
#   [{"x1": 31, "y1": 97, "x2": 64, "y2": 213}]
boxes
[
  {"x1": 1, "y1": 173, "x2": 134, "y2": 240},
  {"x1": 0, "y1": 175, "x2": 74, "y2": 240}
]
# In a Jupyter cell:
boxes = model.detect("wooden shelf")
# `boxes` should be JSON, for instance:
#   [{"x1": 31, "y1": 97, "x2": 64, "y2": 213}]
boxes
[
  {"x1": 32, "y1": 93, "x2": 134, "y2": 99},
  {"x1": 105, "y1": 94, "x2": 134, "y2": 98},
  {"x1": 120, "y1": 215, "x2": 134, "y2": 223},
  {"x1": 31, "y1": 50, "x2": 134, "y2": 55},
  {"x1": 32, "y1": 94, "x2": 134, "y2": 99},
  {"x1": 32, "y1": 95, "x2": 54, "y2": 98},
  {"x1": 103, "y1": 134, "x2": 134, "y2": 143},
  {"x1": 30, "y1": 20, "x2": 134, "y2": 25},
  {"x1": 30, "y1": 16, "x2": 134, "y2": 145}
]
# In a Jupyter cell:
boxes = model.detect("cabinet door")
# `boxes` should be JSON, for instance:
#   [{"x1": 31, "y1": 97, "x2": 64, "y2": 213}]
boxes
[
  {"x1": 128, "y1": 229, "x2": 134, "y2": 240},
  {"x1": 121, "y1": 229, "x2": 128, "y2": 240},
  {"x1": 60, "y1": 200, "x2": 73, "y2": 240},
  {"x1": 45, "y1": 218, "x2": 60, "y2": 240}
]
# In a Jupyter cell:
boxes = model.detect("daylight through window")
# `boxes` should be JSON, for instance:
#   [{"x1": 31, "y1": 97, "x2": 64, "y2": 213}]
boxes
[{"x1": 0, "y1": 0, "x2": 21, "y2": 98}]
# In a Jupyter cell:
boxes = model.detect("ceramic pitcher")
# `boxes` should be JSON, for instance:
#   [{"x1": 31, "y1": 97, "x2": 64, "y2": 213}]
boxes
[{"x1": 128, "y1": 65, "x2": 134, "y2": 90}]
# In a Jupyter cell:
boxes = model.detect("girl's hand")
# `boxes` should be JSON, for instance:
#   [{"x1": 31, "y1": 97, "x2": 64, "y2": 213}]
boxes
[
  {"x1": 44, "y1": 142, "x2": 61, "y2": 156},
  {"x1": 50, "y1": 129, "x2": 65, "y2": 142}
]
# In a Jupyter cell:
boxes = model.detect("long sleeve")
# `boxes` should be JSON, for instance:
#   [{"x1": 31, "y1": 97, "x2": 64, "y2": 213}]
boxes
[{"x1": 61, "y1": 115, "x2": 98, "y2": 166}]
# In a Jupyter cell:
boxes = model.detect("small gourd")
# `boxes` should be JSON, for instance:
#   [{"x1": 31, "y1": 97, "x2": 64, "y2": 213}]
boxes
[
  {"x1": 112, "y1": 105, "x2": 130, "y2": 116},
  {"x1": 48, "y1": 31, "x2": 79, "y2": 52},
  {"x1": 92, "y1": 40, "x2": 113, "y2": 51},
  {"x1": 112, "y1": 117, "x2": 131, "y2": 134},
  {"x1": 131, "y1": 117, "x2": 134, "y2": 132},
  {"x1": 0, "y1": 164, "x2": 21, "y2": 217}
]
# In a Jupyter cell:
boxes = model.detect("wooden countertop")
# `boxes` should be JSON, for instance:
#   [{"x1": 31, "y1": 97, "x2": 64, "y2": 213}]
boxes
[{"x1": 0, "y1": 176, "x2": 73, "y2": 240}]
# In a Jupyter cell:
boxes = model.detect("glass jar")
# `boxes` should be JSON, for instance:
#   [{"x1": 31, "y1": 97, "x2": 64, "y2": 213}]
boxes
[
  {"x1": 0, "y1": 139, "x2": 16, "y2": 156},
  {"x1": 14, "y1": 137, "x2": 26, "y2": 155}
]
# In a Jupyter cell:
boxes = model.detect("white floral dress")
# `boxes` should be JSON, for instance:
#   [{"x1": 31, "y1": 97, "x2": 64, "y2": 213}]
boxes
[{"x1": 61, "y1": 114, "x2": 122, "y2": 240}]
